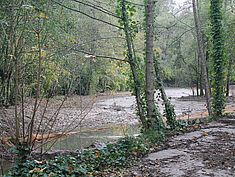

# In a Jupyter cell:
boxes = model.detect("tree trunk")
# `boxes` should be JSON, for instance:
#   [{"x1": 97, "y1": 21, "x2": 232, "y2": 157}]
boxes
[
  {"x1": 14, "y1": 55, "x2": 20, "y2": 144},
  {"x1": 28, "y1": 31, "x2": 42, "y2": 146},
  {"x1": 224, "y1": 0, "x2": 232, "y2": 97},
  {"x1": 199, "y1": 61, "x2": 204, "y2": 96},
  {"x1": 196, "y1": 51, "x2": 199, "y2": 96},
  {"x1": 121, "y1": 0, "x2": 146, "y2": 127},
  {"x1": 154, "y1": 55, "x2": 176, "y2": 129},
  {"x1": 192, "y1": 0, "x2": 212, "y2": 115},
  {"x1": 205, "y1": 38, "x2": 212, "y2": 96},
  {"x1": 145, "y1": 0, "x2": 157, "y2": 119},
  {"x1": 210, "y1": 0, "x2": 226, "y2": 116},
  {"x1": 226, "y1": 62, "x2": 232, "y2": 96}
]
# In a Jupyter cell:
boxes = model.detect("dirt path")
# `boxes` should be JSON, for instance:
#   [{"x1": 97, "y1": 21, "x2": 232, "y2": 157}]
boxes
[{"x1": 123, "y1": 115, "x2": 235, "y2": 177}]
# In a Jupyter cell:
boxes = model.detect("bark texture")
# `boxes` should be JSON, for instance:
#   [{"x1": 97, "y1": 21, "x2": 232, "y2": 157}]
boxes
[{"x1": 145, "y1": 0, "x2": 156, "y2": 119}]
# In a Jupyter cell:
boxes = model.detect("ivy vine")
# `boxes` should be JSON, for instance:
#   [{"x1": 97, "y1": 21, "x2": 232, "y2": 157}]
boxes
[{"x1": 210, "y1": 0, "x2": 226, "y2": 117}]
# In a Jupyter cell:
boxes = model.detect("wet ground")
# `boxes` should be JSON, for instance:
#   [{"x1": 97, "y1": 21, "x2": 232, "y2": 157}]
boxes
[
  {"x1": 2, "y1": 88, "x2": 234, "y2": 152},
  {"x1": 123, "y1": 115, "x2": 235, "y2": 177},
  {"x1": 0, "y1": 88, "x2": 206, "y2": 134},
  {"x1": 43, "y1": 88, "x2": 208, "y2": 151},
  {"x1": 0, "y1": 88, "x2": 235, "y2": 176}
]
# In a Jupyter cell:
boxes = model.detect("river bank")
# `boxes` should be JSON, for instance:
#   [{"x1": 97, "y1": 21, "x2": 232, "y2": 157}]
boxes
[
  {"x1": 122, "y1": 114, "x2": 235, "y2": 177},
  {"x1": 0, "y1": 88, "x2": 234, "y2": 159}
]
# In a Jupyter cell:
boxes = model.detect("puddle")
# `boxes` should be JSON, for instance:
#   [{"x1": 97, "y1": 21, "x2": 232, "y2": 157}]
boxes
[{"x1": 45, "y1": 124, "x2": 140, "y2": 151}]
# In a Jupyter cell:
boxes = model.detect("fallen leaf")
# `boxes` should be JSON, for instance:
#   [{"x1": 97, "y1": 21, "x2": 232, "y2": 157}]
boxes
[
  {"x1": 202, "y1": 131, "x2": 208, "y2": 136},
  {"x1": 29, "y1": 167, "x2": 46, "y2": 173}
]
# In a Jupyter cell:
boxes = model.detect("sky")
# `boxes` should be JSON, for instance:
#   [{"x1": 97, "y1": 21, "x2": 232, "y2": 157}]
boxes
[{"x1": 174, "y1": 0, "x2": 187, "y2": 5}]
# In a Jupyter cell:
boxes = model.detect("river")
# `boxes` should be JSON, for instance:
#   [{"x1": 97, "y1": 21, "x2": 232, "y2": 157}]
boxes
[
  {"x1": 46, "y1": 88, "x2": 208, "y2": 151},
  {"x1": 2, "y1": 87, "x2": 234, "y2": 175}
]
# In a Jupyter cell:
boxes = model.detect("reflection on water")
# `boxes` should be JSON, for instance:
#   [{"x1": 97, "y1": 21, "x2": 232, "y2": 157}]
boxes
[{"x1": 46, "y1": 124, "x2": 140, "y2": 151}]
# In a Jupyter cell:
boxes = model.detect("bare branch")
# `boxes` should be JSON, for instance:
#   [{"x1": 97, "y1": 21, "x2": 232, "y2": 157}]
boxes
[
  {"x1": 72, "y1": 49, "x2": 129, "y2": 62},
  {"x1": 52, "y1": 0, "x2": 124, "y2": 29},
  {"x1": 170, "y1": 13, "x2": 193, "y2": 29},
  {"x1": 166, "y1": 28, "x2": 193, "y2": 48},
  {"x1": 72, "y1": 0, "x2": 121, "y2": 19}
]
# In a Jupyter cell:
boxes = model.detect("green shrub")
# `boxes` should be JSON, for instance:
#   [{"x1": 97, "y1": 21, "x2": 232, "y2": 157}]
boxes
[{"x1": 5, "y1": 136, "x2": 149, "y2": 177}]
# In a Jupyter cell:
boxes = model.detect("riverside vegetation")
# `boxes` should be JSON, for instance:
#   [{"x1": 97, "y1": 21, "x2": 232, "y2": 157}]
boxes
[{"x1": 1, "y1": 0, "x2": 235, "y2": 176}]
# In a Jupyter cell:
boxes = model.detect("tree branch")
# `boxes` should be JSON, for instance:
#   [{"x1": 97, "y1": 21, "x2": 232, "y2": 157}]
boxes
[
  {"x1": 72, "y1": 49, "x2": 129, "y2": 62},
  {"x1": 52, "y1": 0, "x2": 123, "y2": 29},
  {"x1": 167, "y1": 28, "x2": 193, "y2": 48},
  {"x1": 72, "y1": 0, "x2": 121, "y2": 19}
]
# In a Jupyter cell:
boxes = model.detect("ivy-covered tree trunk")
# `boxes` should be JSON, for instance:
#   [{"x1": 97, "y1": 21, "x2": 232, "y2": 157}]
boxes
[
  {"x1": 120, "y1": 0, "x2": 146, "y2": 127},
  {"x1": 154, "y1": 54, "x2": 177, "y2": 129},
  {"x1": 192, "y1": 0, "x2": 212, "y2": 115},
  {"x1": 210, "y1": 0, "x2": 226, "y2": 116}
]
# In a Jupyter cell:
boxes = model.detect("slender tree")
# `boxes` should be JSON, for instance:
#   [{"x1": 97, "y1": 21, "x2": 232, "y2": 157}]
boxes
[
  {"x1": 224, "y1": 0, "x2": 235, "y2": 96},
  {"x1": 192, "y1": 0, "x2": 212, "y2": 115},
  {"x1": 154, "y1": 53, "x2": 177, "y2": 129},
  {"x1": 120, "y1": 0, "x2": 146, "y2": 127}
]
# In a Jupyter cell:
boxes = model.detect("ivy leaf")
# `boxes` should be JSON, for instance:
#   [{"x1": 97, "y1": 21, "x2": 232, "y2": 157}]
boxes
[{"x1": 38, "y1": 12, "x2": 49, "y2": 20}]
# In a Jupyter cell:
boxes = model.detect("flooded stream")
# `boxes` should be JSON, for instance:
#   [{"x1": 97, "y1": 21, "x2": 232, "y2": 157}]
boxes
[
  {"x1": 48, "y1": 88, "x2": 207, "y2": 151},
  {"x1": 49, "y1": 87, "x2": 234, "y2": 151},
  {"x1": 46, "y1": 124, "x2": 140, "y2": 151},
  {"x1": 1, "y1": 87, "x2": 234, "y2": 174}
]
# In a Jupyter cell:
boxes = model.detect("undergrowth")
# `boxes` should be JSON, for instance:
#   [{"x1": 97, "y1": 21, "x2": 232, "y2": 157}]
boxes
[
  {"x1": 4, "y1": 120, "x2": 204, "y2": 177},
  {"x1": 4, "y1": 137, "x2": 150, "y2": 177}
]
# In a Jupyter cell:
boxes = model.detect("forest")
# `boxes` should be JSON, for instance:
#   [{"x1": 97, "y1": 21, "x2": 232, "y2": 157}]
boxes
[{"x1": 0, "y1": 0, "x2": 235, "y2": 176}]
